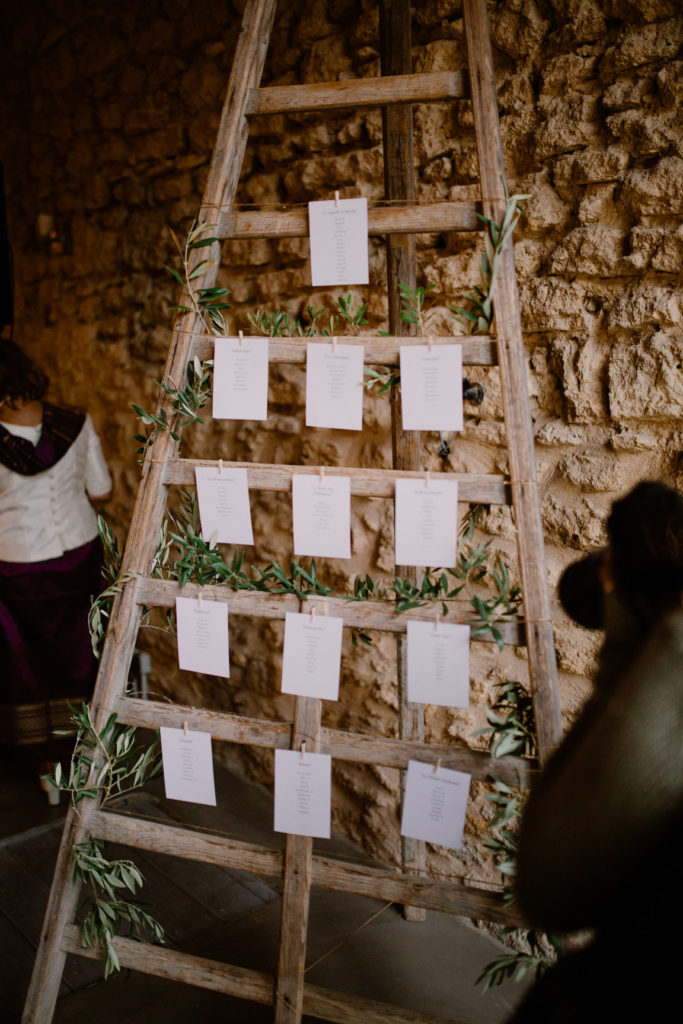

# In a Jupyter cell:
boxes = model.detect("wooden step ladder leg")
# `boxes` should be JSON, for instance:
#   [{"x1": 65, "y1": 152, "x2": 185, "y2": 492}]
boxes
[
  {"x1": 22, "y1": 2, "x2": 279, "y2": 1021},
  {"x1": 274, "y1": 695, "x2": 323, "y2": 1024},
  {"x1": 380, "y1": 0, "x2": 427, "y2": 924},
  {"x1": 463, "y1": 0, "x2": 562, "y2": 762}
]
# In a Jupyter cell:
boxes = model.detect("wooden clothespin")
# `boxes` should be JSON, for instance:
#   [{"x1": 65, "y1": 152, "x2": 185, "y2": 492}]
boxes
[
  {"x1": 425, "y1": 471, "x2": 431, "y2": 488},
  {"x1": 300, "y1": 741, "x2": 306, "y2": 761},
  {"x1": 238, "y1": 329, "x2": 244, "y2": 346},
  {"x1": 433, "y1": 758, "x2": 441, "y2": 775},
  {"x1": 334, "y1": 190, "x2": 340, "y2": 207},
  {"x1": 183, "y1": 721, "x2": 189, "y2": 737},
  {"x1": 218, "y1": 459, "x2": 223, "y2": 475}
]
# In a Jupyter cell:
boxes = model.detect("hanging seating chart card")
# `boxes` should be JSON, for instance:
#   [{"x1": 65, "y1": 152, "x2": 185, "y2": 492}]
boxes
[
  {"x1": 213, "y1": 336, "x2": 269, "y2": 421},
  {"x1": 175, "y1": 595, "x2": 230, "y2": 678},
  {"x1": 195, "y1": 465, "x2": 254, "y2": 546},
  {"x1": 305, "y1": 341, "x2": 364, "y2": 430},
  {"x1": 400, "y1": 344, "x2": 464, "y2": 431},
  {"x1": 406, "y1": 620, "x2": 471, "y2": 707},
  {"x1": 308, "y1": 197, "x2": 369, "y2": 286},
  {"x1": 160, "y1": 726, "x2": 217, "y2": 806},
  {"x1": 281, "y1": 610, "x2": 344, "y2": 700},
  {"x1": 292, "y1": 473, "x2": 351, "y2": 559},
  {"x1": 274, "y1": 748, "x2": 332, "y2": 839},
  {"x1": 394, "y1": 476, "x2": 459, "y2": 568},
  {"x1": 401, "y1": 760, "x2": 471, "y2": 850}
]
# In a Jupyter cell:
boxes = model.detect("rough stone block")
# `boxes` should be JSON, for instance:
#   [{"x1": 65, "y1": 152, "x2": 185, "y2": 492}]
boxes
[
  {"x1": 606, "y1": 109, "x2": 680, "y2": 157},
  {"x1": 550, "y1": 226, "x2": 625, "y2": 275},
  {"x1": 608, "y1": 333, "x2": 683, "y2": 420},
  {"x1": 601, "y1": 16, "x2": 683, "y2": 74},
  {"x1": 621, "y1": 156, "x2": 683, "y2": 214},
  {"x1": 553, "y1": 146, "x2": 630, "y2": 186},
  {"x1": 604, "y1": 283, "x2": 682, "y2": 329}
]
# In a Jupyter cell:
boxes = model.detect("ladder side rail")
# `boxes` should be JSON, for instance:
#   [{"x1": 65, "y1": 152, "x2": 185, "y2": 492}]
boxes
[
  {"x1": 463, "y1": 0, "x2": 562, "y2": 762},
  {"x1": 380, "y1": 0, "x2": 426, "y2": 925},
  {"x1": 22, "y1": 2, "x2": 278, "y2": 1020},
  {"x1": 274, "y1": 693, "x2": 323, "y2": 1023}
]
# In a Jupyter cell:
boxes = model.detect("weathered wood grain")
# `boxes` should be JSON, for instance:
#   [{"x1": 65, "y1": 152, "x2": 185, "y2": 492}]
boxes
[
  {"x1": 275, "y1": 696, "x2": 322, "y2": 1023},
  {"x1": 60, "y1": 924, "x2": 484, "y2": 1023},
  {"x1": 247, "y1": 71, "x2": 466, "y2": 116},
  {"x1": 21, "y1": 2, "x2": 279, "y2": 1021},
  {"x1": 85, "y1": 812, "x2": 525, "y2": 927},
  {"x1": 163, "y1": 459, "x2": 509, "y2": 503},
  {"x1": 190, "y1": 333, "x2": 497, "y2": 365},
  {"x1": 463, "y1": 0, "x2": 562, "y2": 763},
  {"x1": 131, "y1": 577, "x2": 526, "y2": 646},
  {"x1": 111, "y1": 695, "x2": 538, "y2": 784},
  {"x1": 218, "y1": 201, "x2": 481, "y2": 240}
]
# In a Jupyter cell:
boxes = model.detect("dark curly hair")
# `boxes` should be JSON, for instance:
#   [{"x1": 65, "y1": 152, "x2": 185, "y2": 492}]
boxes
[
  {"x1": 559, "y1": 481, "x2": 683, "y2": 629},
  {"x1": 607, "y1": 480, "x2": 683, "y2": 620},
  {"x1": 0, "y1": 340, "x2": 49, "y2": 406}
]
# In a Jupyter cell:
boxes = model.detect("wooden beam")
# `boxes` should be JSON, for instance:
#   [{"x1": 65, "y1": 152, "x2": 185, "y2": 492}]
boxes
[
  {"x1": 247, "y1": 70, "x2": 466, "y2": 115},
  {"x1": 463, "y1": 0, "x2": 562, "y2": 763},
  {"x1": 379, "y1": 0, "x2": 427, "y2": 925},
  {"x1": 189, "y1": 333, "x2": 498, "y2": 366},
  {"x1": 131, "y1": 578, "x2": 526, "y2": 646},
  {"x1": 217, "y1": 201, "x2": 481, "y2": 240},
  {"x1": 87, "y1": 812, "x2": 526, "y2": 926},
  {"x1": 111, "y1": 696, "x2": 538, "y2": 783},
  {"x1": 275, "y1": 696, "x2": 322, "y2": 1023},
  {"x1": 162, "y1": 459, "x2": 509, "y2": 503}
]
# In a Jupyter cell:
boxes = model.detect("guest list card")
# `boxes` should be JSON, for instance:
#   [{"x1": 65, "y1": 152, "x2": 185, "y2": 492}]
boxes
[
  {"x1": 160, "y1": 726, "x2": 217, "y2": 806},
  {"x1": 281, "y1": 611, "x2": 344, "y2": 700},
  {"x1": 274, "y1": 749, "x2": 331, "y2": 839},
  {"x1": 308, "y1": 197, "x2": 369, "y2": 286},
  {"x1": 292, "y1": 474, "x2": 351, "y2": 559},
  {"x1": 394, "y1": 477, "x2": 459, "y2": 567},
  {"x1": 407, "y1": 621, "x2": 470, "y2": 707},
  {"x1": 401, "y1": 760, "x2": 471, "y2": 850},
  {"x1": 175, "y1": 596, "x2": 230, "y2": 678},
  {"x1": 400, "y1": 344, "x2": 464, "y2": 431},
  {"x1": 213, "y1": 336, "x2": 269, "y2": 421},
  {"x1": 306, "y1": 342, "x2": 364, "y2": 430},
  {"x1": 195, "y1": 465, "x2": 254, "y2": 546}
]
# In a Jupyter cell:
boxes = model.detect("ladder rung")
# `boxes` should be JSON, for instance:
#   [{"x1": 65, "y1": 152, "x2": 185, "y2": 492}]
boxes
[
  {"x1": 86, "y1": 810, "x2": 523, "y2": 925},
  {"x1": 62, "y1": 921, "x2": 506, "y2": 1022},
  {"x1": 190, "y1": 334, "x2": 497, "y2": 366},
  {"x1": 130, "y1": 580, "x2": 525, "y2": 645},
  {"x1": 62, "y1": 924, "x2": 274, "y2": 1005},
  {"x1": 247, "y1": 71, "x2": 467, "y2": 116},
  {"x1": 217, "y1": 201, "x2": 481, "y2": 240},
  {"x1": 112, "y1": 696, "x2": 536, "y2": 783},
  {"x1": 163, "y1": 460, "x2": 509, "y2": 503}
]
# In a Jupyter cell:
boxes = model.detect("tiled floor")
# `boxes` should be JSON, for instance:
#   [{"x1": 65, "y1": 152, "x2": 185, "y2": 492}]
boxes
[{"x1": 0, "y1": 758, "x2": 529, "y2": 1023}]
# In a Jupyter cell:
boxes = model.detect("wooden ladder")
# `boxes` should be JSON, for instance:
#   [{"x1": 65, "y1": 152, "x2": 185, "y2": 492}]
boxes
[{"x1": 23, "y1": 0, "x2": 562, "y2": 1021}]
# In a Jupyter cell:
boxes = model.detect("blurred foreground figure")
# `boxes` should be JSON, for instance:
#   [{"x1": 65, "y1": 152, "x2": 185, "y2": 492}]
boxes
[
  {"x1": 0, "y1": 341, "x2": 111, "y2": 785},
  {"x1": 511, "y1": 481, "x2": 683, "y2": 1023}
]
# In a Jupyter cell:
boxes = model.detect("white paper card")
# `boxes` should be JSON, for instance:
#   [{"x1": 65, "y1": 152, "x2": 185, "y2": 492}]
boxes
[
  {"x1": 305, "y1": 342, "x2": 364, "y2": 430},
  {"x1": 160, "y1": 726, "x2": 217, "y2": 806},
  {"x1": 292, "y1": 474, "x2": 351, "y2": 559},
  {"x1": 394, "y1": 477, "x2": 459, "y2": 568},
  {"x1": 274, "y1": 748, "x2": 331, "y2": 839},
  {"x1": 400, "y1": 345, "x2": 464, "y2": 431},
  {"x1": 175, "y1": 596, "x2": 230, "y2": 678},
  {"x1": 281, "y1": 611, "x2": 344, "y2": 700},
  {"x1": 212, "y1": 336, "x2": 269, "y2": 421},
  {"x1": 401, "y1": 759, "x2": 471, "y2": 850},
  {"x1": 407, "y1": 620, "x2": 470, "y2": 707},
  {"x1": 308, "y1": 197, "x2": 369, "y2": 286},
  {"x1": 194, "y1": 466, "x2": 254, "y2": 546}
]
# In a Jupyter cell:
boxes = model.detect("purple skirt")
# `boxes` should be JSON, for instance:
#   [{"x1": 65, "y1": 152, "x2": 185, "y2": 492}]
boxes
[{"x1": 0, "y1": 537, "x2": 104, "y2": 746}]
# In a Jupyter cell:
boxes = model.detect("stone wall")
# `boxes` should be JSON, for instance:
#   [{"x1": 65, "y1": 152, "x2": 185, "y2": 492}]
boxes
[{"x1": 2, "y1": 0, "x2": 681, "y2": 879}]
